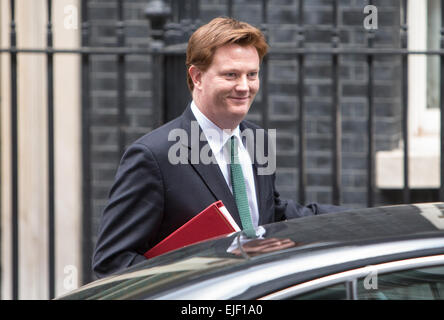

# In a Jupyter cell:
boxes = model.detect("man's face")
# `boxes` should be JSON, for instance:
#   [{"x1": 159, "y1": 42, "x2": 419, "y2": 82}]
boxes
[{"x1": 191, "y1": 44, "x2": 260, "y2": 130}]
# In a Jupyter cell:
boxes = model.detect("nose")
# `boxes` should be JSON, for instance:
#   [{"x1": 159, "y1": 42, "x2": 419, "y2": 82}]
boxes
[{"x1": 235, "y1": 75, "x2": 249, "y2": 92}]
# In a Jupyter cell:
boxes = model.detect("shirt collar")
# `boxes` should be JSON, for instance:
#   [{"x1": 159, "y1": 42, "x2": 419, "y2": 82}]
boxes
[{"x1": 191, "y1": 100, "x2": 241, "y2": 154}]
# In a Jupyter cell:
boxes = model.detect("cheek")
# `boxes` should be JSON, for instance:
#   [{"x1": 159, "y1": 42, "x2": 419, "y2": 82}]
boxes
[
  {"x1": 209, "y1": 79, "x2": 230, "y2": 94},
  {"x1": 251, "y1": 80, "x2": 260, "y2": 92}
]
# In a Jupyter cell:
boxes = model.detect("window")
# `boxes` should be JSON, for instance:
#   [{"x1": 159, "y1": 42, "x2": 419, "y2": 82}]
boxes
[
  {"x1": 290, "y1": 283, "x2": 347, "y2": 300},
  {"x1": 427, "y1": 0, "x2": 441, "y2": 113},
  {"x1": 263, "y1": 257, "x2": 444, "y2": 300},
  {"x1": 410, "y1": 0, "x2": 441, "y2": 135},
  {"x1": 357, "y1": 265, "x2": 444, "y2": 300},
  {"x1": 376, "y1": 0, "x2": 441, "y2": 189}
]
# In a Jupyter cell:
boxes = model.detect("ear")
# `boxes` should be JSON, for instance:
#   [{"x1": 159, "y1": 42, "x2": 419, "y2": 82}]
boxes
[{"x1": 188, "y1": 65, "x2": 203, "y2": 90}]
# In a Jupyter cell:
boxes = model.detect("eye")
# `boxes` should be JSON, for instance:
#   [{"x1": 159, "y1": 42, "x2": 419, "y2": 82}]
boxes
[
  {"x1": 248, "y1": 72, "x2": 258, "y2": 78},
  {"x1": 225, "y1": 72, "x2": 237, "y2": 78}
]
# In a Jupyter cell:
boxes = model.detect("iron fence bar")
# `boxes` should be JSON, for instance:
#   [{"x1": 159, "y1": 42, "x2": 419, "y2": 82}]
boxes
[
  {"x1": 441, "y1": 0, "x2": 444, "y2": 202},
  {"x1": 191, "y1": 0, "x2": 201, "y2": 32},
  {"x1": 6, "y1": 47, "x2": 444, "y2": 56},
  {"x1": 152, "y1": 51, "x2": 165, "y2": 125},
  {"x1": 298, "y1": 0, "x2": 306, "y2": 205},
  {"x1": 46, "y1": 0, "x2": 56, "y2": 300},
  {"x1": 261, "y1": 0, "x2": 267, "y2": 26},
  {"x1": 145, "y1": 1, "x2": 169, "y2": 131},
  {"x1": 227, "y1": 0, "x2": 233, "y2": 17},
  {"x1": 171, "y1": 0, "x2": 179, "y2": 23},
  {"x1": 267, "y1": 48, "x2": 444, "y2": 55},
  {"x1": 401, "y1": 0, "x2": 410, "y2": 203},
  {"x1": 367, "y1": 53, "x2": 375, "y2": 207},
  {"x1": 331, "y1": 0, "x2": 341, "y2": 205},
  {"x1": 178, "y1": 0, "x2": 186, "y2": 22},
  {"x1": 81, "y1": 0, "x2": 93, "y2": 285},
  {"x1": 367, "y1": 0, "x2": 375, "y2": 207},
  {"x1": 117, "y1": 0, "x2": 126, "y2": 157},
  {"x1": 0, "y1": 49, "x2": 2, "y2": 301},
  {"x1": 10, "y1": 0, "x2": 19, "y2": 301},
  {"x1": 149, "y1": 37, "x2": 166, "y2": 127},
  {"x1": 191, "y1": 0, "x2": 200, "y2": 21},
  {"x1": 261, "y1": 0, "x2": 269, "y2": 131}
]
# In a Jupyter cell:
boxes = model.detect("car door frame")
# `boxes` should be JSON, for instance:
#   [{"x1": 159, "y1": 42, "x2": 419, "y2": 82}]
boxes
[{"x1": 259, "y1": 254, "x2": 444, "y2": 300}]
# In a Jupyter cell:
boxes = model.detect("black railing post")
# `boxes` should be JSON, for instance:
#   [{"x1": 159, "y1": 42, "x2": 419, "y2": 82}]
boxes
[
  {"x1": 178, "y1": 0, "x2": 186, "y2": 22},
  {"x1": 298, "y1": 0, "x2": 306, "y2": 205},
  {"x1": 191, "y1": 0, "x2": 200, "y2": 22},
  {"x1": 440, "y1": 0, "x2": 444, "y2": 202},
  {"x1": 46, "y1": 0, "x2": 56, "y2": 300},
  {"x1": 227, "y1": 0, "x2": 233, "y2": 17},
  {"x1": 170, "y1": 0, "x2": 178, "y2": 23},
  {"x1": 367, "y1": 0, "x2": 375, "y2": 207},
  {"x1": 81, "y1": 0, "x2": 93, "y2": 285},
  {"x1": 261, "y1": 0, "x2": 269, "y2": 131},
  {"x1": 331, "y1": 0, "x2": 342, "y2": 205},
  {"x1": 116, "y1": 0, "x2": 127, "y2": 156},
  {"x1": 10, "y1": 0, "x2": 19, "y2": 300},
  {"x1": 145, "y1": 0, "x2": 171, "y2": 126},
  {"x1": 401, "y1": 0, "x2": 410, "y2": 204},
  {"x1": 191, "y1": 0, "x2": 201, "y2": 33}
]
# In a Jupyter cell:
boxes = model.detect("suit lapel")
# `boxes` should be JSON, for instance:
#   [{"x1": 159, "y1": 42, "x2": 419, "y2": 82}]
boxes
[
  {"x1": 178, "y1": 106, "x2": 273, "y2": 227},
  {"x1": 179, "y1": 106, "x2": 242, "y2": 226}
]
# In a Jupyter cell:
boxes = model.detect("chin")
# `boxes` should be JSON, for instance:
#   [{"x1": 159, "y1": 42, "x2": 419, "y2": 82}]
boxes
[
  {"x1": 228, "y1": 104, "x2": 249, "y2": 115},
  {"x1": 229, "y1": 100, "x2": 252, "y2": 110}
]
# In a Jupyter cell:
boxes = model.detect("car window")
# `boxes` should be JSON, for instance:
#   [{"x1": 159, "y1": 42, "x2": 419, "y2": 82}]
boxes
[
  {"x1": 357, "y1": 265, "x2": 444, "y2": 300},
  {"x1": 290, "y1": 283, "x2": 347, "y2": 300}
]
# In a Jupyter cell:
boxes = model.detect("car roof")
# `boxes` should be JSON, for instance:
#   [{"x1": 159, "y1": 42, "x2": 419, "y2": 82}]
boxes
[
  {"x1": 58, "y1": 203, "x2": 444, "y2": 299},
  {"x1": 264, "y1": 202, "x2": 444, "y2": 245}
]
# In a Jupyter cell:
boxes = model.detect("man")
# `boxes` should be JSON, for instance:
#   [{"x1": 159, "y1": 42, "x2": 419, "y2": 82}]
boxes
[{"x1": 92, "y1": 17, "x2": 342, "y2": 279}]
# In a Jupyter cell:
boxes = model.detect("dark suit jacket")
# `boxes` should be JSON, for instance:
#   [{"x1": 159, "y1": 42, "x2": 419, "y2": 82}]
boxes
[{"x1": 92, "y1": 105, "x2": 343, "y2": 278}]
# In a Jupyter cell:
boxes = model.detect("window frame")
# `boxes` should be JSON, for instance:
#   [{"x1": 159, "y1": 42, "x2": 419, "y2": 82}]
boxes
[
  {"x1": 408, "y1": 0, "x2": 441, "y2": 136},
  {"x1": 259, "y1": 254, "x2": 444, "y2": 300}
]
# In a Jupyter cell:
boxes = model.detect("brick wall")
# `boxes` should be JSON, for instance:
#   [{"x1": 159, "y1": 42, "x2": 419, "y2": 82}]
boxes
[
  {"x1": 88, "y1": 0, "x2": 155, "y2": 241},
  {"x1": 87, "y1": 0, "x2": 403, "y2": 276}
]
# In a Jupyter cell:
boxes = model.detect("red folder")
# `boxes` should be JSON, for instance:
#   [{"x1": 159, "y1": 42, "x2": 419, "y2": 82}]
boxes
[{"x1": 144, "y1": 201, "x2": 240, "y2": 259}]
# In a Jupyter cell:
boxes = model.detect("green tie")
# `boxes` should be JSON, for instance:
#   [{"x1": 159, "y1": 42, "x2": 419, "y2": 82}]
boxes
[{"x1": 229, "y1": 136, "x2": 256, "y2": 237}]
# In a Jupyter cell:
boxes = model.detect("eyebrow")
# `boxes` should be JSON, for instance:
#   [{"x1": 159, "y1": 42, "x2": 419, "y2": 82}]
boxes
[{"x1": 218, "y1": 68, "x2": 260, "y2": 73}]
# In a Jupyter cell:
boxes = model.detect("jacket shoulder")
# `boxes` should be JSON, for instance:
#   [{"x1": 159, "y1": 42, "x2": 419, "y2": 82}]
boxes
[{"x1": 131, "y1": 117, "x2": 183, "y2": 152}]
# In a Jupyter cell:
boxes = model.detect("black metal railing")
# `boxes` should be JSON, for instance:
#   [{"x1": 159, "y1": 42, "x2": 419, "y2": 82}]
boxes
[
  {"x1": 401, "y1": 0, "x2": 410, "y2": 204},
  {"x1": 2, "y1": 0, "x2": 444, "y2": 299},
  {"x1": 80, "y1": 0, "x2": 92, "y2": 294},
  {"x1": 46, "y1": 0, "x2": 55, "y2": 300},
  {"x1": 9, "y1": 0, "x2": 19, "y2": 301},
  {"x1": 366, "y1": 1, "x2": 375, "y2": 209}
]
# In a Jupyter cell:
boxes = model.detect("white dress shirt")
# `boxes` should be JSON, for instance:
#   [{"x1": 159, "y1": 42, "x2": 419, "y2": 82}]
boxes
[{"x1": 191, "y1": 101, "x2": 259, "y2": 228}]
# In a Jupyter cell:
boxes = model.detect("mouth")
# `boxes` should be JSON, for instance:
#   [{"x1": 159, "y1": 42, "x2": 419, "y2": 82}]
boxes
[{"x1": 228, "y1": 96, "x2": 250, "y2": 102}]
